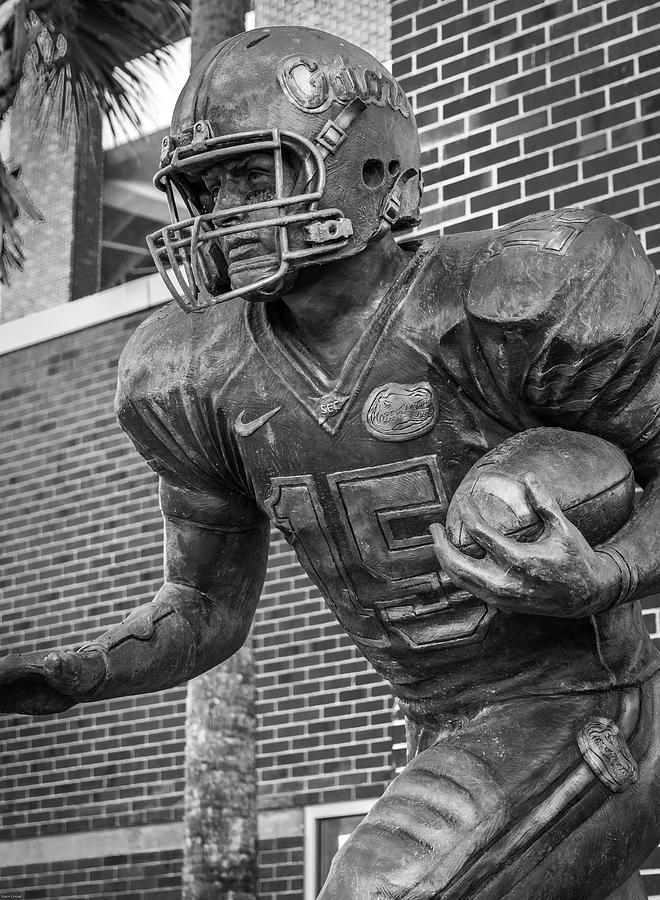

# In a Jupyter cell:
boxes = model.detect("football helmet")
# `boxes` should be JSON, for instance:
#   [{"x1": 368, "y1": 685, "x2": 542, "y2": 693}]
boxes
[{"x1": 147, "y1": 26, "x2": 422, "y2": 311}]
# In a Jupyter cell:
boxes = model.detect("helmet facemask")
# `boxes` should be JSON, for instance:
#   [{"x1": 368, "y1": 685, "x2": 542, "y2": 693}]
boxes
[{"x1": 148, "y1": 122, "x2": 354, "y2": 312}]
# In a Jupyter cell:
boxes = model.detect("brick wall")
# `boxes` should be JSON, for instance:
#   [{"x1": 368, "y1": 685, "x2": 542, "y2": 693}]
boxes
[
  {"x1": 391, "y1": 0, "x2": 660, "y2": 264},
  {"x1": 254, "y1": 0, "x2": 391, "y2": 65},
  {"x1": 256, "y1": 538, "x2": 395, "y2": 815},
  {"x1": 0, "y1": 849, "x2": 183, "y2": 899},
  {"x1": 0, "y1": 311, "x2": 187, "y2": 897}
]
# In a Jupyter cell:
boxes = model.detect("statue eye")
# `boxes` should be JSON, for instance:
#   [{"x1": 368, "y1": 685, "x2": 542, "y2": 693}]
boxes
[{"x1": 248, "y1": 169, "x2": 271, "y2": 185}]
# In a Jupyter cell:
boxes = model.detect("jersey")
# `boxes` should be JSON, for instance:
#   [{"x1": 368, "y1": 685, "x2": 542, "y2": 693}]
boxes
[{"x1": 116, "y1": 208, "x2": 660, "y2": 723}]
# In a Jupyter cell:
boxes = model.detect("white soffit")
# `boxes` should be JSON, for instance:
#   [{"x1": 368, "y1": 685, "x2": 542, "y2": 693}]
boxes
[{"x1": 0, "y1": 273, "x2": 168, "y2": 357}]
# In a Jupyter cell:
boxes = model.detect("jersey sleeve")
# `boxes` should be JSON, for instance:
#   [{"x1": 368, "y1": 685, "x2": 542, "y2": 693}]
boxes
[
  {"x1": 465, "y1": 209, "x2": 660, "y2": 458},
  {"x1": 115, "y1": 307, "x2": 263, "y2": 531}
]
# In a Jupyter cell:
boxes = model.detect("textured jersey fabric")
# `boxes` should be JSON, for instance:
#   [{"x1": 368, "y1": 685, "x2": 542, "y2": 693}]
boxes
[{"x1": 115, "y1": 208, "x2": 660, "y2": 723}]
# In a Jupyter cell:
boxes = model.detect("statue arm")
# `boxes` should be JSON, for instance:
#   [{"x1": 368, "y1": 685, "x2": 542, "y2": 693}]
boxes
[
  {"x1": 597, "y1": 435, "x2": 660, "y2": 606},
  {"x1": 0, "y1": 482, "x2": 270, "y2": 714}
]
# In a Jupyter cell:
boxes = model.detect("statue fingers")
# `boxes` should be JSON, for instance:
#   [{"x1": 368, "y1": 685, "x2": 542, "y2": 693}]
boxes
[{"x1": 456, "y1": 498, "x2": 530, "y2": 564}]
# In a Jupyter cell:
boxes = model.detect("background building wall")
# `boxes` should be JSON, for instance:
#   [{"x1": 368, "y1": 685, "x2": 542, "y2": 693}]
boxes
[
  {"x1": 392, "y1": 0, "x2": 660, "y2": 267},
  {"x1": 2, "y1": 1, "x2": 660, "y2": 898},
  {"x1": 0, "y1": 91, "x2": 104, "y2": 323}
]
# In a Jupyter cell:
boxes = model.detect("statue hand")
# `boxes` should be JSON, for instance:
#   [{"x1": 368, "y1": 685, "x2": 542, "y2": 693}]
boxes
[
  {"x1": 430, "y1": 474, "x2": 621, "y2": 618},
  {"x1": 0, "y1": 648, "x2": 106, "y2": 715}
]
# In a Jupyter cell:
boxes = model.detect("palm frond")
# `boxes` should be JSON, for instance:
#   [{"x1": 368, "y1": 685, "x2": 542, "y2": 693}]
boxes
[
  {"x1": 29, "y1": 0, "x2": 190, "y2": 140},
  {"x1": 0, "y1": 0, "x2": 189, "y2": 285},
  {"x1": 0, "y1": 157, "x2": 43, "y2": 285}
]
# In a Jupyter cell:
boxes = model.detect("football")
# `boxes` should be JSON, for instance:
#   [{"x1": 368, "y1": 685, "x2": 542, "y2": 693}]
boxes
[{"x1": 446, "y1": 427, "x2": 635, "y2": 558}]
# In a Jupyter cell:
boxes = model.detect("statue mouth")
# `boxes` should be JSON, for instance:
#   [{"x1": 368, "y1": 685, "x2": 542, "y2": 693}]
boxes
[{"x1": 227, "y1": 241, "x2": 262, "y2": 262}]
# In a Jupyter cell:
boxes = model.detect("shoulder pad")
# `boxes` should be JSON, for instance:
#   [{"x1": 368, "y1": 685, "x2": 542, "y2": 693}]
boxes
[
  {"x1": 117, "y1": 296, "x2": 247, "y2": 404},
  {"x1": 464, "y1": 208, "x2": 642, "y2": 324}
]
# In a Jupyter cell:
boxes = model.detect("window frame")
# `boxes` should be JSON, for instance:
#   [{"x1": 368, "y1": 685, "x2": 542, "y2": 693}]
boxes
[{"x1": 303, "y1": 797, "x2": 377, "y2": 900}]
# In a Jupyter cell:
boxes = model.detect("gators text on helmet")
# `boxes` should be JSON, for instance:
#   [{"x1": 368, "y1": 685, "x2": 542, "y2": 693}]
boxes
[{"x1": 148, "y1": 26, "x2": 422, "y2": 311}]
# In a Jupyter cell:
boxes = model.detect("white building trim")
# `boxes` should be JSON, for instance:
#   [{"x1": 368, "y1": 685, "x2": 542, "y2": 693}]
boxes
[
  {"x1": 0, "y1": 273, "x2": 168, "y2": 357},
  {"x1": 0, "y1": 821, "x2": 183, "y2": 865}
]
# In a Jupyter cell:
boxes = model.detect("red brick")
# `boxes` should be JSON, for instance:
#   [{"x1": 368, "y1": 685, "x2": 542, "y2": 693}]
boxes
[
  {"x1": 392, "y1": 17, "x2": 413, "y2": 39},
  {"x1": 443, "y1": 130, "x2": 492, "y2": 159},
  {"x1": 444, "y1": 172, "x2": 491, "y2": 200},
  {"x1": 498, "y1": 152, "x2": 549, "y2": 183},
  {"x1": 471, "y1": 182, "x2": 521, "y2": 212},
  {"x1": 555, "y1": 176, "x2": 609, "y2": 206},
  {"x1": 642, "y1": 136, "x2": 660, "y2": 160},
  {"x1": 551, "y1": 47, "x2": 605, "y2": 80},
  {"x1": 526, "y1": 164, "x2": 579, "y2": 195},
  {"x1": 471, "y1": 58, "x2": 518, "y2": 91},
  {"x1": 522, "y1": 37, "x2": 575, "y2": 69},
  {"x1": 614, "y1": 161, "x2": 660, "y2": 191},
  {"x1": 549, "y1": 6, "x2": 603, "y2": 39},
  {"x1": 551, "y1": 90, "x2": 606, "y2": 124},
  {"x1": 608, "y1": 0, "x2": 657, "y2": 19},
  {"x1": 498, "y1": 194, "x2": 552, "y2": 225},
  {"x1": 523, "y1": 0, "x2": 569, "y2": 28},
  {"x1": 444, "y1": 88, "x2": 492, "y2": 118},
  {"x1": 399, "y1": 68, "x2": 438, "y2": 93},
  {"x1": 609, "y1": 27, "x2": 660, "y2": 61},
  {"x1": 472, "y1": 139, "x2": 521, "y2": 170},
  {"x1": 639, "y1": 6, "x2": 660, "y2": 29},
  {"x1": 583, "y1": 146, "x2": 638, "y2": 178},
  {"x1": 425, "y1": 159, "x2": 465, "y2": 186},
  {"x1": 612, "y1": 74, "x2": 660, "y2": 105},
  {"x1": 392, "y1": 27, "x2": 438, "y2": 58},
  {"x1": 498, "y1": 29, "x2": 545, "y2": 62},
  {"x1": 468, "y1": 17, "x2": 517, "y2": 50},
  {"x1": 470, "y1": 99, "x2": 519, "y2": 130},
  {"x1": 553, "y1": 133, "x2": 608, "y2": 165},
  {"x1": 417, "y1": 0, "x2": 462, "y2": 27},
  {"x1": 579, "y1": 59, "x2": 634, "y2": 93},
  {"x1": 581, "y1": 102, "x2": 637, "y2": 134},
  {"x1": 417, "y1": 78, "x2": 466, "y2": 108},
  {"x1": 497, "y1": 109, "x2": 548, "y2": 140},
  {"x1": 494, "y1": 0, "x2": 528, "y2": 16},
  {"x1": 443, "y1": 9, "x2": 489, "y2": 39},
  {"x1": 525, "y1": 121, "x2": 577, "y2": 153},
  {"x1": 523, "y1": 80, "x2": 575, "y2": 113},
  {"x1": 443, "y1": 48, "x2": 490, "y2": 77},
  {"x1": 495, "y1": 69, "x2": 546, "y2": 102}
]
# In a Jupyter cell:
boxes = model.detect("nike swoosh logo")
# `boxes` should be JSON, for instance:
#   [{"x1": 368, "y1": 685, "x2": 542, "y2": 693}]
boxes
[{"x1": 235, "y1": 406, "x2": 282, "y2": 437}]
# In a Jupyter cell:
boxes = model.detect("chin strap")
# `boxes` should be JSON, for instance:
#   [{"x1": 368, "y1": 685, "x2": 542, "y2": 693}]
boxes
[{"x1": 369, "y1": 167, "x2": 421, "y2": 244}]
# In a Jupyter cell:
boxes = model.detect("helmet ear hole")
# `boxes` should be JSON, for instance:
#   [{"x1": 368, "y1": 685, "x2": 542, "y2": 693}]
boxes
[
  {"x1": 362, "y1": 159, "x2": 385, "y2": 189},
  {"x1": 388, "y1": 159, "x2": 401, "y2": 178}
]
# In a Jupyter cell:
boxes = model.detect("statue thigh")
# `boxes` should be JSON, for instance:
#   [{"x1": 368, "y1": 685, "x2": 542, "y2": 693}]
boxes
[{"x1": 318, "y1": 675, "x2": 660, "y2": 900}]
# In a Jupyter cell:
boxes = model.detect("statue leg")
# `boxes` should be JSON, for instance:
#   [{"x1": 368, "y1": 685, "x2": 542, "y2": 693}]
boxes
[
  {"x1": 318, "y1": 675, "x2": 660, "y2": 900},
  {"x1": 605, "y1": 872, "x2": 649, "y2": 900}
]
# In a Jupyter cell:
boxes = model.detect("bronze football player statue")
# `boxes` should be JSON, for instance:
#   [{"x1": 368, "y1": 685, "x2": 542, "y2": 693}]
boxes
[{"x1": 1, "y1": 27, "x2": 659, "y2": 900}]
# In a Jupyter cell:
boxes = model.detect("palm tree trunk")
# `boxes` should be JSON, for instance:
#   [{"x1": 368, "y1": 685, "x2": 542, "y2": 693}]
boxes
[
  {"x1": 190, "y1": 0, "x2": 250, "y2": 69},
  {"x1": 183, "y1": 641, "x2": 257, "y2": 900}
]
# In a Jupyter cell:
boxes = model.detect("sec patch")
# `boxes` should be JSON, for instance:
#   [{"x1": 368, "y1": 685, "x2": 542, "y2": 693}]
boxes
[{"x1": 362, "y1": 381, "x2": 438, "y2": 442}]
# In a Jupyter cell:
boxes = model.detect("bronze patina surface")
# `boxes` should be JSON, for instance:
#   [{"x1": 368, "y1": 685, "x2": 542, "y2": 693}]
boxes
[{"x1": 2, "y1": 27, "x2": 660, "y2": 900}]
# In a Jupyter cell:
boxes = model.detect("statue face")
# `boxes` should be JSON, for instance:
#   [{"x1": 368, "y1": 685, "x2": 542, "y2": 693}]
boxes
[{"x1": 200, "y1": 151, "x2": 298, "y2": 291}]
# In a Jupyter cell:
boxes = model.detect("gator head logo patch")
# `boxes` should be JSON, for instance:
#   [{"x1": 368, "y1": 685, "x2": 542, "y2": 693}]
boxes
[{"x1": 362, "y1": 382, "x2": 438, "y2": 442}]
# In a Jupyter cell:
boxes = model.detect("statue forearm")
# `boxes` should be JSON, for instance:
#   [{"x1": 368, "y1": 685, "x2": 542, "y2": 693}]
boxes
[
  {"x1": 78, "y1": 581, "x2": 245, "y2": 700},
  {"x1": 600, "y1": 473, "x2": 660, "y2": 607}
]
